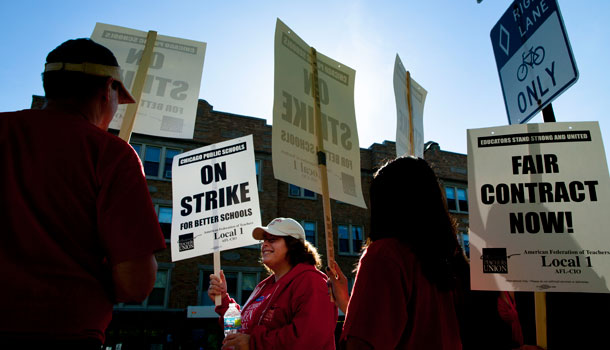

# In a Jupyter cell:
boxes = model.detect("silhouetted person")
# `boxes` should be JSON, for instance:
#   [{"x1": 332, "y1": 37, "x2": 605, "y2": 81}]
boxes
[
  {"x1": 0, "y1": 38, "x2": 166, "y2": 348},
  {"x1": 328, "y1": 156, "x2": 469, "y2": 349}
]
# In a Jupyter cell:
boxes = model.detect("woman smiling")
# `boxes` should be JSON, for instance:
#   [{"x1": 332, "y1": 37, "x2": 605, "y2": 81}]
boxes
[{"x1": 208, "y1": 218, "x2": 337, "y2": 350}]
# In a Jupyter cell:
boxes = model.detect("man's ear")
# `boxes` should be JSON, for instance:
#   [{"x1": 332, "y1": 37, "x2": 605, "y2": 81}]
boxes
[{"x1": 103, "y1": 77, "x2": 114, "y2": 100}]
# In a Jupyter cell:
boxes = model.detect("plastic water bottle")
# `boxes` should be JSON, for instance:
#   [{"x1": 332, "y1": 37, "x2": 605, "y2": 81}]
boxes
[{"x1": 224, "y1": 303, "x2": 242, "y2": 336}]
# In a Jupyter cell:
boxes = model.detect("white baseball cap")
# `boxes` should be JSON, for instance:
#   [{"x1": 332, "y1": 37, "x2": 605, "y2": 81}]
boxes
[{"x1": 252, "y1": 218, "x2": 305, "y2": 242}]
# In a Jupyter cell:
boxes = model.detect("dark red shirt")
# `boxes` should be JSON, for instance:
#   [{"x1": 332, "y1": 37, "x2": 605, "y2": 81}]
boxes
[
  {"x1": 216, "y1": 263, "x2": 338, "y2": 349},
  {"x1": 341, "y1": 238, "x2": 462, "y2": 349},
  {"x1": 0, "y1": 109, "x2": 166, "y2": 341}
]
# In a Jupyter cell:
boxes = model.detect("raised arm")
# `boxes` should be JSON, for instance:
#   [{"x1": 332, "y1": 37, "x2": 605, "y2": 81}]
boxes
[{"x1": 326, "y1": 260, "x2": 350, "y2": 313}]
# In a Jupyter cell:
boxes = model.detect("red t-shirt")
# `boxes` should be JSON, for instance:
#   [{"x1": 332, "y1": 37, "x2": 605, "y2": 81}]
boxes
[
  {"x1": 0, "y1": 109, "x2": 166, "y2": 341},
  {"x1": 341, "y1": 238, "x2": 462, "y2": 349}
]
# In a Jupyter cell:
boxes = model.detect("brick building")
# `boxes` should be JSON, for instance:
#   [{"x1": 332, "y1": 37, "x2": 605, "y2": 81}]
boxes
[
  {"x1": 31, "y1": 96, "x2": 470, "y2": 349},
  {"x1": 424, "y1": 141, "x2": 470, "y2": 257}
]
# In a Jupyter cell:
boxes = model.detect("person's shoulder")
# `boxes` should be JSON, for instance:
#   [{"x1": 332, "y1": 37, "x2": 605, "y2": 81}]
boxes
[
  {"x1": 367, "y1": 238, "x2": 412, "y2": 256},
  {"x1": 363, "y1": 238, "x2": 416, "y2": 266},
  {"x1": 291, "y1": 263, "x2": 327, "y2": 285},
  {"x1": 94, "y1": 129, "x2": 137, "y2": 157},
  {"x1": 0, "y1": 109, "x2": 37, "y2": 119},
  {"x1": 101, "y1": 130, "x2": 132, "y2": 148}
]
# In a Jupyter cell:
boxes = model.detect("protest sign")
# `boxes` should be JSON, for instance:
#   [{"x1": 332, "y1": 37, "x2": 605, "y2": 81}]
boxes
[
  {"x1": 171, "y1": 135, "x2": 262, "y2": 262},
  {"x1": 393, "y1": 54, "x2": 427, "y2": 158},
  {"x1": 468, "y1": 122, "x2": 610, "y2": 293},
  {"x1": 91, "y1": 22, "x2": 206, "y2": 139},
  {"x1": 272, "y1": 18, "x2": 366, "y2": 209}
]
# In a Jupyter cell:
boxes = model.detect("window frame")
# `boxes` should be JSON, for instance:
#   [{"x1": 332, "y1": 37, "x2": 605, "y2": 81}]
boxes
[
  {"x1": 300, "y1": 220, "x2": 317, "y2": 247},
  {"x1": 155, "y1": 204, "x2": 172, "y2": 243},
  {"x1": 130, "y1": 142, "x2": 182, "y2": 180},
  {"x1": 115, "y1": 262, "x2": 174, "y2": 310},
  {"x1": 255, "y1": 159, "x2": 263, "y2": 191},
  {"x1": 459, "y1": 230, "x2": 470, "y2": 258},
  {"x1": 194, "y1": 266, "x2": 265, "y2": 317},
  {"x1": 288, "y1": 184, "x2": 317, "y2": 200},
  {"x1": 444, "y1": 184, "x2": 469, "y2": 213},
  {"x1": 337, "y1": 224, "x2": 364, "y2": 256}
]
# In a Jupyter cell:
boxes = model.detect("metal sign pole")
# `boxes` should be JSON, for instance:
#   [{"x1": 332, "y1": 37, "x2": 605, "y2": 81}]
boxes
[{"x1": 542, "y1": 103, "x2": 556, "y2": 123}]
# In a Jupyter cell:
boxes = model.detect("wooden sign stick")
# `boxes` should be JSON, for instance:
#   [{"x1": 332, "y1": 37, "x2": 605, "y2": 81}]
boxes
[
  {"x1": 309, "y1": 47, "x2": 336, "y2": 281},
  {"x1": 535, "y1": 292, "x2": 547, "y2": 349},
  {"x1": 533, "y1": 102, "x2": 555, "y2": 349},
  {"x1": 214, "y1": 250, "x2": 222, "y2": 306},
  {"x1": 118, "y1": 30, "x2": 157, "y2": 143},
  {"x1": 406, "y1": 71, "x2": 415, "y2": 156}
]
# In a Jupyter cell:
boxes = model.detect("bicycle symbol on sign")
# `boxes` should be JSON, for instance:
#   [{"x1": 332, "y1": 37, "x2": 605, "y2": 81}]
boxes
[{"x1": 516, "y1": 46, "x2": 545, "y2": 82}]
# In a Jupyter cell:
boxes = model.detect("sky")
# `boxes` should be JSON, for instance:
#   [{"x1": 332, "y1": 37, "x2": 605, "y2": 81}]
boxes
[{"x1": 1, "y1": 0, "x2": 609, "y2": 160}]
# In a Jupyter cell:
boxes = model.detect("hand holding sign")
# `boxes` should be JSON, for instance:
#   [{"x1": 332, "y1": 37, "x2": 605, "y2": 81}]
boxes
[
  {"x1": 208, "y1": 270, "x2": 227, "y2": 304},
  {"x1": 326, "y1": 261, "x2": 349, "y2": 313}
]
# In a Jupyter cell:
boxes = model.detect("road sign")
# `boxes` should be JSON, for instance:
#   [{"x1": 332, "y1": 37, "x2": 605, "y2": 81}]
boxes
[{"x1": 491, "y1": 0, "x2": 578, "y2": 125}]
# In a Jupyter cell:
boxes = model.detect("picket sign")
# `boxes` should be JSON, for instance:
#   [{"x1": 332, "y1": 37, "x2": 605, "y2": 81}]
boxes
[{"x1": 118, "y1": 30, "x2": 157, "y2": 143}]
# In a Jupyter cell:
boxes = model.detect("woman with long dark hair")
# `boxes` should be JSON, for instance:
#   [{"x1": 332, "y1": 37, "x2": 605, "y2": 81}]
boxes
[
  {"x1": 208, "y1": 218, "x2": 337, "y2": 350},
  {"x1": 328, "y1": 156, "x2": 469, "y2": 349}
]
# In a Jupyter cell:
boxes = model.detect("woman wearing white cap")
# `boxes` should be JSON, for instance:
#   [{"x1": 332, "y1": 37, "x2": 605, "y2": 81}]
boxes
[{"x1": 208, "y1": 218, "x2": 338, "y2": 350}]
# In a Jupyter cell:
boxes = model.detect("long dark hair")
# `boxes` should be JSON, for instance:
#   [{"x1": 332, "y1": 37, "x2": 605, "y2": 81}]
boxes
[{"x1": 369, "y1": 156, "x2": 467, "y2": 290}]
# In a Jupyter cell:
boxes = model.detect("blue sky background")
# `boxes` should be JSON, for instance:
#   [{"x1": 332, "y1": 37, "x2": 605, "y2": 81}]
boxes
[{"x1": 1, "y1": 0, "x2": 608, "y2": 160}]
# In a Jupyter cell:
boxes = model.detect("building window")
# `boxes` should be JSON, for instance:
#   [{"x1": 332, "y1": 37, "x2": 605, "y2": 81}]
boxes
[
  {"x1": 163, "y1": 149, "x2": 181, "y2": 179},
  {"x1": 338, "y1": 224, "x2": 363, "y2": 255},
  {"x1": 131, "y1": 143, "x2": 181, "y2": 180},
  {"x1": 147, "y1": 268, "x2": 170, "y2": 306},
  {"x1": 301, "y1": 221, "x2": 317, "y2": 246},
  {"x1": 288, "y1": 184, "x2": 316, "y2": 199},
  {"x1": 255, "y1": 159, "x2": 263, "y2": 191},
  {"x1": 131, "y1": 143, "x2": 142, "y2": 156},
  {"x1": 116, "y1": 263, "x2": 173, "y2": 309},
  {"x1": 157, "y1": 205, "x2": 172, "y2": 241},
  {"x1": 144, "y1": 145, "x2": 161, "y2": 177},
  {"x1": 199, "y1": 267, "x2": 263, "y2": 306},
  {"x1": 445, "y1": 186, "x2": 468, "y2": 213},
  {"x1": 459, "y1": 231, "x2": 470, "y2": 258}
]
